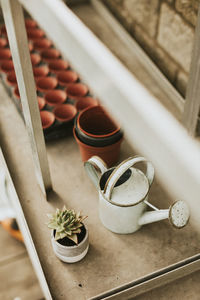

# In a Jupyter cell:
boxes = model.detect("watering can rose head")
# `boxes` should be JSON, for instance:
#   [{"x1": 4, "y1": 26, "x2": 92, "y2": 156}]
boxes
[{"x1": 47, "y1": 206, "x2": 87, "y2": 244}]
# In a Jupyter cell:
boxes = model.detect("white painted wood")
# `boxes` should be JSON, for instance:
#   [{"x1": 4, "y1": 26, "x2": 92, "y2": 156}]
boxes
[
  {"x1": 1, "y1": 0, "x2": 52, "y2": 195},
  {"x1": 2, "y1": 1, "x2": 200, "y2": 298},
  {"x1": 19, "y1": 0, "x2": 200, "y2": 227},
  {"x1": 91, "y1": 254, "x2": 200, "y2": 300},
  {"x1": 0, "y1": 149, "x2": 52, "y2": 300},
  {"x1": 183, "y1": 4, "x2": 200, "y2": 136}
]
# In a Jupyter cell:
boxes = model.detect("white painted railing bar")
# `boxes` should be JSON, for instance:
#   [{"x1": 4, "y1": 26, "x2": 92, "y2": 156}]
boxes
[
  {"x1": 1, "y1": 0, "x2": 52, "y2": 196},
  {"x1": 19, "y1": 0, "x2": 200, "y2": 226},
  {"x1": 0, "y1": 149, "x2": 52, "y2": 300},
  {"x1": 183, "y1": 4, "x2": 200, "y2": 136}
]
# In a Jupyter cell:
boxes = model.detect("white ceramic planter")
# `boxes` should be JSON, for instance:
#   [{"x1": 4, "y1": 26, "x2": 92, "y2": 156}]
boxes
[{"x1": 51, "y1": 225, "x2": 89, "y2": 263}]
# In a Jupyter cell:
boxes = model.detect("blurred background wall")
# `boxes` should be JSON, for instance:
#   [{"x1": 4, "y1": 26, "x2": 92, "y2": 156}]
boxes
[{"x1": 102, "y1": 0, "x2": 199, "y2": 97}]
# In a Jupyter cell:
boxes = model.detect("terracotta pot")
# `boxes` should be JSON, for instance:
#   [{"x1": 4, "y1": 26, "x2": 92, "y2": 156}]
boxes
[
  {"x1": 6, "y1": 71, "x2": 17, "y2": 86},
  {"x1": 28, "y1": 42, "x2": 34, "y2": 52},
  {"x1": 53, "y1": 104, "x2": 77, "y2": 122},
  {"x1": 33, "y1": 38, "x2": 52, "y2": 51},
  {"x1": 0, "y1": 60, "x2": 14, "y2": 73},
  {"x1": 45, "y1": 90, "x2": 67, "y2": 106},
  {"x1": 48, "y1": 59, "x2": 69, "y2": 74},
  {"x1": 27, "y1": 28, "x2": 45, "y2": 40},
  {"x1": 38, "y1": 96, "x2": 46, "y2": 110},
  {"x1": 1, "y1": 25, "x2": 7, "y2": 36},
  {"x1": 0, "y1": 48, "x2": 12, "y2": 61},
  {"x1": 0, "y1": 37, "x2": 7, "y2": 48},
  {"x1": 77, "y1": 105, "x2": 120, "y2": 138},
  {"x1": 36, "y1": 77, "x2": 58, "y2": 93},
  {"x1": 25, "y1": 19, "x2": 37, "y2": 29},
  {"x1": 73, "y1": 128, "x2": 123, "y2": 167},
  {"x1": 57, "y1": 70, "x2": 78, "y2": 87},
  {"x1": 40, "y1": 110, "x2": 55, "y2": 129},
  {"x1": 14, "y1": 86, "x2": 20, "y2": 99},
  {"x1": 30, "y1": 53, "x2": 41, "y2": 66},
  {"x1": 75, "y1": 97, "x2": 98, "y2": 111},
  {"x1": 33, "y1": 65, "x2": 49, "y2": 79},
  {"x1": 66, "y1": 83, "x2": 88, "y2": 100},
  {"x1": 41, "y1": 49, "x2": 60, "y2": 61}
]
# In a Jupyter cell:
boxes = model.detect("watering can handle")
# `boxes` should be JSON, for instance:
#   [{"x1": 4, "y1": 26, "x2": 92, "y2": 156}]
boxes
[
  {"x1": 104, "y1": 156, "x2": 154, "y2": 201},
  {"x1": 84, "y1": 156, "x2": 108, "y2": 189}
]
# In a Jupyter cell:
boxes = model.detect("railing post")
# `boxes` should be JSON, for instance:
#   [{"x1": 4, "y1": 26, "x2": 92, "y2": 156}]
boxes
[
  {"x1": 182, "y1": 4, "x2": 200, "y2": 136},
  {"x1": 1, "y1": 0, "x2": 52, "y2": 196}
]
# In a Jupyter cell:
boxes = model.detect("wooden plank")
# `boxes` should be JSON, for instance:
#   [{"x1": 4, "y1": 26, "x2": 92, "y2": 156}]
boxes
[
  {"x1": 0, "y1": 256, "x2": 43, "y2": 300},
  {"x1": 0, "y1": 149, "x2": 52, "y2": 300},
  {"x1": 1, "y1": 0, "x2": 52, "y2": 195},
  {"x1": 0, "y1": 79, "x2": 200, "y2": 299},
  {"x1": 90, "y1": 254, "x2": 200, "y2": 299},
  {"x1": 0, "y1": 225, "x2": 25, "y2": 265},
  {"x1": 183, "y1": 5, "x2": 200, "y2": 136},
  {"x1": 19, "y1": 0, "x2": 200, "y2": 227}
]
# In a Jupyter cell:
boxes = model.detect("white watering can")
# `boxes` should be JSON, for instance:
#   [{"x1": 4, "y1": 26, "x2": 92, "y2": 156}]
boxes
[{"x1": 84, "y1": 156, "x2": 190, "y2": 234}]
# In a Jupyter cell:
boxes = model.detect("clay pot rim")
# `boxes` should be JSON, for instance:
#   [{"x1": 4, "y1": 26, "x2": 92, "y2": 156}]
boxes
[
  {"x1": 77, "y1": 106, "x2": 121, "y2": 138},
  {"x1": 75, "y1": 125, "x2": 123, "y2": 147},
  {"x1": 0, "y1": 60, "x2": 14, "y2": 72},
  {"x1": 66, "y1": 83, "x2": 89, "y2": 98},
  {"x1": 41, "y1": 48, "x2": 61, "y2": 61},
  {"x1": 53, "y1": 104, "x2": 77, "y2": 122},
  {"x1": 57, "y1": 70, "x2": 79, "y2": 86},
  {"x1": 27, "y1": 28, "x2": 45, "y2": 39},
  {"x1": 33, "y1": 65, "x2": 49, "y2": 78},
  {"x1": 14, "y1": 86, "x2": 20, "y2": 99},
  {"x1": 36, "y1": 77, "x2": 58, "y2": 92},
  {"x1": 73, "y1": 127, "x2": 123, "y2": 152},
  {"x1": 0, "y1": 48, "x2": 12, "y2": 60},
  {"x1": 6, "y1": 71, "x2": 17, "y2": 86},
  {"x1": 25, "y1": 19, "x2": 38, "y2": 29},
  {"x1": 31, "y1": 53, "x2": 41, "y2": 66},
  {"x1": 45, "y1": 90, "x2": 67, "y2": 106},
  {"x1": 75, "y1": 97, "x2": 98, "y2": 111},
  {"x1": 38, "y1": 96, "x2": 46, "y2": 110},
  {"x1": 0, "y1": 37, "x2": 7, "y2": 48},
  {"x1": 40, "y1": 110, "x2": 55, "y2": 129},
  {"x1": 48, "y1": 59, "x2": 69, "y2": 72},
  {"x1": 33, "y1": 38, "x2": 52, "y2": 50}
]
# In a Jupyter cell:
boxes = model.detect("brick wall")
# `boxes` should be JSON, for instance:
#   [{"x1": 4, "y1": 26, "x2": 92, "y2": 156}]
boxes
[{"x1": 102, "y1": 0, "x2": 199, "y2": 97}]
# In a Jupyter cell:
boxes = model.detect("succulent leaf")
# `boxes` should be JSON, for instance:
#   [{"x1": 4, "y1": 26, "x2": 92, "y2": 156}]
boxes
[{"x1": 47, "y1": 206, "x2": 87, "y2": 244}]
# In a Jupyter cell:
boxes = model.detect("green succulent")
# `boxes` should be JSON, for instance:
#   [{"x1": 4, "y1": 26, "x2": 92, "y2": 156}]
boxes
[{"x1": 47, "y1": 206, "x2": 87, "y2": 244}]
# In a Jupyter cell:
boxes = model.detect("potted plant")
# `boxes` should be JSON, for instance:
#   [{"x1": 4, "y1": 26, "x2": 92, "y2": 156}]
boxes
[{"x1": 47, "y1": 206, "x2": 89, "y2": 263}]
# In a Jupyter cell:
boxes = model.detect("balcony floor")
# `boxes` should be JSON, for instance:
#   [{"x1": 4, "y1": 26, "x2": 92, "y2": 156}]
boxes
[{"x1": 0, "y1": 2, "x2": 199, "y2": 300}]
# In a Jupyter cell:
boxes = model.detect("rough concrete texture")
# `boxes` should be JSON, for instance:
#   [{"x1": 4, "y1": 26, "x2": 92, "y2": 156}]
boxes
[
  {"x1": 102, "y1": 0, "x2": 199, "y2": 96},
  {"x1": 157, "y1": 3, "x2": 194, "y2": 73},
  {"x1": 131, "y1": 24, "x2": 178, "y2": 83},
  {"x1": 175, "y1": 0, "x2": 198, "y2": 26},
  {"x1": 133, "y1": 270, "x2": 200, "y2": 300},
  {"x1": 124, "y1": 0, "x2": 160, "y2": 38},
  {"x1": 102, "y1": 0, "x2": 133, "y2": 32}
]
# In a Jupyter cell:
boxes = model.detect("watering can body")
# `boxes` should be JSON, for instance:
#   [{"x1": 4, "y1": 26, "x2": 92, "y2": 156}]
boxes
[
  {"x1": 84, "y1": 156, "x2": 190, "y2": 234},
  {"x1": 85, "y1": 156, "x2": 154, "y2": 234}
]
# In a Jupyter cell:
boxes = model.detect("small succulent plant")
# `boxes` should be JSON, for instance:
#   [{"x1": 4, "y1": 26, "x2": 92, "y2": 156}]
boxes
[{"x1": 47, "y1": 206, "x2": 87, "y2": 244}]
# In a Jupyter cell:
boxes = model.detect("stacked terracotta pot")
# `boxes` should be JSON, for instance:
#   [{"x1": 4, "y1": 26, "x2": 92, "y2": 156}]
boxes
[
  {"x1": 0, "y1": 18, "x2": 123, "y2": 164},
  {"x1": 74, "y1": 105, "x2": 123, "y2": 166},
  {"x1": 0, "y1": 19, "x2": 98, "y2": 140}
]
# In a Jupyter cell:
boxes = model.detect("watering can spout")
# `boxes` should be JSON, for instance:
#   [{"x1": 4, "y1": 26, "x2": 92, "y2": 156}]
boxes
[
  {"x1": 138, "y1": 209, "x2": 169, "y2": 226},
  {"x1": 138, "y1": 200, "x2": 190, "y2": 228}
]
